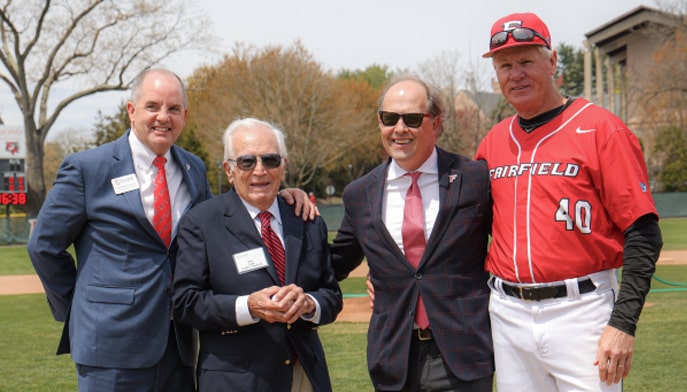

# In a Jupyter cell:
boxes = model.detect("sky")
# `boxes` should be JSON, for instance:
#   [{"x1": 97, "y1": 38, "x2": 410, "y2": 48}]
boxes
[{"x1": 0, "y1": 0, "x2": 653, "y2": 139}]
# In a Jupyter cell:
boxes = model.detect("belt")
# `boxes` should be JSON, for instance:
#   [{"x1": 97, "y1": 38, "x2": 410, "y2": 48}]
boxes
[
  {"x1": 501, "y1": 278, "x2": 596, "y2": 301},
  {"x1": 413, "y1": 329, "x2": 433, "y2": 341}
]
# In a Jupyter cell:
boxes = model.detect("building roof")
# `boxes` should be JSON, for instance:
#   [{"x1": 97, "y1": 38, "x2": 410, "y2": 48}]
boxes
[
  {"x1": 585, "y1": 5, "x2": 678, "y2": 55},
  {"x1": 457, "y1": 90, "x2": 502, "y2": 117}
]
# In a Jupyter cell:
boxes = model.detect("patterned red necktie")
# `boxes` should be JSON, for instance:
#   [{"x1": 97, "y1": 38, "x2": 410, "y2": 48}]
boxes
[
  {"x1": 153, "y1": 156, "x2": 172, "y2": 247},
  {"x1": 401, "y1": 171, "x2": 430, "y2": 329},
  {"x1": 259, "y1": 211, "x2": 286, "y2": 285}
]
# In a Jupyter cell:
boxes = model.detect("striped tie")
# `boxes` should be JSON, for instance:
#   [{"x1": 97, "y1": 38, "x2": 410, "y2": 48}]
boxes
[{"x1": 259, "y1": 211, "x2": 286, "y2": 285}]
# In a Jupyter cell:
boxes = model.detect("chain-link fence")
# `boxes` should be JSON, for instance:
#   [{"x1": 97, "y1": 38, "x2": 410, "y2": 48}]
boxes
[
  {"x1": 1, "y1": 193, "x2": 683, "y2": 245},
  {"x1": 0, "y1": 217, "x2": 33, "y2": 245}
]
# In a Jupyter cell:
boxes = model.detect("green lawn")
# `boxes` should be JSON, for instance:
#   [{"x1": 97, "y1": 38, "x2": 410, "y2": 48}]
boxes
[
  {"x1": 658, "y1": 217, "x2": 687, "y2": 250},
  {"x1": 1, "y1": 217, "x2": 685, "y2": 391},
  {"x1": 0, "y1": 245, "x2": 33, "y2": 275},
  {"x1": 2, "y1": 265, "x2": 685, "y2": 391}
]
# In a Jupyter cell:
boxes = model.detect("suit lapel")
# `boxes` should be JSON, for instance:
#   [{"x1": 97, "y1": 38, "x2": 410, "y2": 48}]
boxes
[
  {"x1": 223, "y1": 191, "x2": 282, "y2": 285},
  {"x1": 111, "y1": 132, "x2": 160, "y2": 242},
  {"x1": 423, "y1": 148, "x2": 462, "y2": 263},
  {"x1": 170, "y1": 145, "x2": 199, "y2": 215},
  {"x1": 278, "y1": 198, "x2": 304, "y2": 285},
  {"x1": 367, "y1": 160, "x2": 409, "y2": 263}
]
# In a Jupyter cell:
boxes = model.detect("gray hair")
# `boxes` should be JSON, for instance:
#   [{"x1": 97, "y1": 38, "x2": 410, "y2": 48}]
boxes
[
  {"x1": 491, "y1": 45, "x2": 554, "y2": 67},
  {"x1": 129, "y1": 68, "x2": 188, "y2": 108},
  {"x1": 222, "y1": 118, "x2": 288, "y2": 162}
]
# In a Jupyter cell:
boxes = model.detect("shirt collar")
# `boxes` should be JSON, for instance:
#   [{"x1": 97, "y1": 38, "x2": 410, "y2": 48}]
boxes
[
  {"x1": 128, "y1": 130, "x2": 172, "y2": 168},
  {"x1": 241, "y1": 197, "x2": 282, "y2": 225},
  {"x1": 387, "y1": 147, "x2": 439, "y2": 181}
]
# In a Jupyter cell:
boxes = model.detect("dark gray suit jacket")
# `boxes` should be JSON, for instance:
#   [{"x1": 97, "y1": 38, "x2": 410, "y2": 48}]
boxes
[{"x1": 331, "y1": 147, "x2": 494, "y2": 390}]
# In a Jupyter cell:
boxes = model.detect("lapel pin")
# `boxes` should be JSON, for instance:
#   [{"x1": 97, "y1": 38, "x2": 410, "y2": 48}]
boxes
[{"x1": 449, "y1": 174, "x2": 457, "y2": 184}]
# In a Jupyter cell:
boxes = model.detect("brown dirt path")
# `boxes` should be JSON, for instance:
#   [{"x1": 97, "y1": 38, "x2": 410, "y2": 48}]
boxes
[{"x1": 3, "y1": 251, "x2": 686, "y2": 322}]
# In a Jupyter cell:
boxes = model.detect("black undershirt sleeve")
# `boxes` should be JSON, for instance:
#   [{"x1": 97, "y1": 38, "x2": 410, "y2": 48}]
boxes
[{"x1": 607, "y1": 213, "x2": 663, "y2": 336}]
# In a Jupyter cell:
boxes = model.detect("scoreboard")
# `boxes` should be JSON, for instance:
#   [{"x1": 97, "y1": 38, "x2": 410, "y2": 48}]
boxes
[
  {"x1": 0, "y1": 125, "x2": 27, "y2": 206},
  {"x1": 1, "y1": 158, "x2": 27, "y2": 205}
]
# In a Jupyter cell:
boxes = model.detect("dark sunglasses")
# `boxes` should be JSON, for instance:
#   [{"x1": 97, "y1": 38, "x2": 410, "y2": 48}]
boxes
[
  {"x1": 379, "y1": 111, "x2": 431, "y2": 128},
  {"x1": 228, "y1": 154, "x2": 283, "y2": 170},
  {"x1": 489, "y1": 27, "x2": 550, "y2": 50}
]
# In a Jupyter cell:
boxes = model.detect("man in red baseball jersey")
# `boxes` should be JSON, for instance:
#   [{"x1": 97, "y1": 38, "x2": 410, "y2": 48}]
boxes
[{"x1": 476, "y1": 12, "x2": 663, "y2": 392}]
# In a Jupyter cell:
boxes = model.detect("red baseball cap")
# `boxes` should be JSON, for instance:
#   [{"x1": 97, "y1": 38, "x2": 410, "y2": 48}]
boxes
[{"x1": 482, "y1": 12, "x2": 551, "y2": 58}]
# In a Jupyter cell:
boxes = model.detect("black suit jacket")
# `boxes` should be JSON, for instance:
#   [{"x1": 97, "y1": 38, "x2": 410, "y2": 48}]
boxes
[
  {"x1": 172, "y1": 190, "x2": 342, "y2": 392},
  {"x1": 331, "y1": 147, "x2": 494, "y2": 390}
]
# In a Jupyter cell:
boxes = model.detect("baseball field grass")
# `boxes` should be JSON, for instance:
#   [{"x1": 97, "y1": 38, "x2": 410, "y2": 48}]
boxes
[{"x1": 0, "y1": 217, "x2": 685, "y2": 391}]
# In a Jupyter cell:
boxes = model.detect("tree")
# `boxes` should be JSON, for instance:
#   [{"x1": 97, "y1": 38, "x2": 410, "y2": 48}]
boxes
[
  {"x1": 41, "y1": 140, "x2": 66, "y2": 192},
  {"x1": 174, "y1": 124, "x2": 213, "y2": 190},
  {"x1": 653, "y1": 125, "x2": 687, "y2": 191},
  {"x1": 331, "y1": 65, "x2": 391, "y2": 192},
  {"x1": 556, "y1": 42, "x2": 586, "y2": 97},
  {"x1": 415, "y1": 50, "x2": 467, "y2": 154},
  {"x1": 629, "y1": 5, "x2": 687, "y2": 184},
  {"x1": 185, "y1": 42, "x2": 379, "y2": 190},
  {"x1": 93, "y1": 102, "x2": 129, "y2": 146},
  {"x1": 337, "y1": 64, "x2": 391, "y2": 89},
  {"x1": 0, "y1": 0, "x2": 211, "y2": 216}
]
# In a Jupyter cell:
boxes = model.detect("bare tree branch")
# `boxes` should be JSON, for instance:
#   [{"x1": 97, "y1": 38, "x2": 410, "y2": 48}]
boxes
[{"x1": 0, "y1": 0, "x2": 214, "y2": 215}]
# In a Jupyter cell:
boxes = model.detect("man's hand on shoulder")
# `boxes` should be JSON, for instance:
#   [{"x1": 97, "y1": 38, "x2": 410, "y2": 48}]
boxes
[{"x1": 279, "y1": 188, "x2": 319, "y2": 221}]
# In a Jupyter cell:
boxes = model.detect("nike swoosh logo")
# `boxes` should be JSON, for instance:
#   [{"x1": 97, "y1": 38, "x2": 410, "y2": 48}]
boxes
[{"x1": 576, "y1": 127, "x2": 596, "y2": 134}]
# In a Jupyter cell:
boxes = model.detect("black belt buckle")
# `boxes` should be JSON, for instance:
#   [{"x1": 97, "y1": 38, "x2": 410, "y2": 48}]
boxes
[
  {"x1": 415, "y1": 329, "x2": 433, "y2": 341},
  {"x1": 518, "y1": 285, "x2": 557, "y2": 301}
]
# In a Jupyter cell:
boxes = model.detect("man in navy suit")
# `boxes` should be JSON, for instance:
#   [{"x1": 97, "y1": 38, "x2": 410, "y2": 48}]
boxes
[
  {"x1": 27, "y1": 69, "x2": 312, "y2": 391},
  {"x1": 172, "y1": 118, "x2": 342, "y2": 392},
  {"x1": 330, "y1": 76, "x2": 494, "y2": 391}
]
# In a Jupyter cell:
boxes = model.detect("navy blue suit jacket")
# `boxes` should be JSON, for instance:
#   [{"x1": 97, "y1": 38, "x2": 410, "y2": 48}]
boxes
[
  {"x1": 172, "y1": 190, "x2": 342, "y2": 392},
  {"x1": 27, "y1": 131, "x2": 212, "y2": 368},
  {"x1": 330, "y1": 147, "x2": 494, "y2": 390}
]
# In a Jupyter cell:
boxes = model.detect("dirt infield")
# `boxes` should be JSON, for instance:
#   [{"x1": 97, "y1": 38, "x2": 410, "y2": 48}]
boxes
[{"x1": 3, "y1": 250, "x2": 686, "y2": 322}]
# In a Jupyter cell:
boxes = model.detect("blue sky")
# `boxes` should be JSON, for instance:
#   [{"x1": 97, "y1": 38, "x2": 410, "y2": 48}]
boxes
[{"x1": 0, "y1": 0, "x2": 651, "y2": 139}]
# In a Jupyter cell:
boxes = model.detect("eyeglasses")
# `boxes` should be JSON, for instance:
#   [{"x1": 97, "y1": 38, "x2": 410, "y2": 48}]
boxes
[
  {"x1": 379, "y1": 111, "x2": 431, "y2": 128},
  {"x1": 228, "y1": 154, "x2": 283, "y2": 170},
  {"x1": 489, "y1": 27, "x2": 550, "y2": 50}
]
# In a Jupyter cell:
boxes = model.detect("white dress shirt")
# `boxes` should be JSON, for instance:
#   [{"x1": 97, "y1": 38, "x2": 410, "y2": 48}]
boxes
[
  {"x1": 234, "y1": 198, "x2": 322, "y2": 326},
  {"x1": 128, "y1": 131, "x2": 191, "y2": 241},
  {"x1": 383, "y1": 147, "x2": 440, "y2": 254}
]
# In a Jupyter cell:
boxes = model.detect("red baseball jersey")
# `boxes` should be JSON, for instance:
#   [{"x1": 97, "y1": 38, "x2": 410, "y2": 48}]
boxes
[{"x1": 476, "y1": 98, "x2": 658, "y2": 283}]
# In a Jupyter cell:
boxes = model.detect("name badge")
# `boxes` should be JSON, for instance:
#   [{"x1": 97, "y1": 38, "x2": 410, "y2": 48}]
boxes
[
  {"x1": 111, "y1": 174, "x2": 140, "y2": 194},
  {"x1": 233, "y1": 248, "x2": 270, "y2": 275}
]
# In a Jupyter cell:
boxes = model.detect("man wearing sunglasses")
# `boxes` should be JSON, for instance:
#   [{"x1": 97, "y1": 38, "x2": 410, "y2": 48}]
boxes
[
  {"x1": 331, "y1": 76, "x2": 494, "y2": 391},
  {"x1": 477, "y1": 12, "x2": 662, "y2": 392},
  {"x1": 172, "y1": 118, "x2": 342, "y2": 392}
]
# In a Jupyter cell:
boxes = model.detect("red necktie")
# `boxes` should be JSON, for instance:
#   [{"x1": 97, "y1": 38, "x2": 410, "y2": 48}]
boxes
[
  {"x1": 153, "y1": 156, "x2": 172, "y2": 247},
  {"x1": 259, "y1": 211, "x2": 286, "y2": 285},
  {"x1": 402, "y1": 172, "x2": 429, "y2": 329}
]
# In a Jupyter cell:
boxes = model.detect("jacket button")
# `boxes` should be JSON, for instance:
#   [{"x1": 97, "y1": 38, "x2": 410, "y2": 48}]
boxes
[
  {"x1": 415, "y1": 273, "x2": 423, "y2": 279},
  {"x1": 286, "y1": 324, "x2": 292, "y2": 330},
  {"x1": 284, "y1": 359, "x2": 291, "y2": 366}
]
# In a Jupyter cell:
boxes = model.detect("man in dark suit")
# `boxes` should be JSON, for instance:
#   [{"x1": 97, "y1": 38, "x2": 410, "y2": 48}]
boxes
[
  {"x1": 27, "y1": 69, "x2": 314, "y2": 391},
  {"x1": 172, "y1": 118, "x2": 342, "y2": 392},
  {"x1": 330, "y1": 76, "x2": 494, "y2": 391}
]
